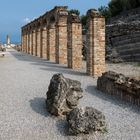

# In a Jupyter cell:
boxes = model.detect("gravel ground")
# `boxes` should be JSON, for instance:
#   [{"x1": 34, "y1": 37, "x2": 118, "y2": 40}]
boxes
[{"x1": 0, "y1": 49, "x2": 140, "y2": 140}]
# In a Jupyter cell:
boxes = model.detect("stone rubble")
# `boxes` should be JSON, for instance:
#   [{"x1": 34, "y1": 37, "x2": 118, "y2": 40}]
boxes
[
  {"x1": 46, "y1": 73, "x2": 83, "y2": 116},
  {"x1": 66, "y1": 107, "x2": 106, "y2": 135}
]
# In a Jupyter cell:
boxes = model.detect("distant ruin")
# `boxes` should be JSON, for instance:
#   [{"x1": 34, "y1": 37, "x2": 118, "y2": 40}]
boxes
[{"x1": 21, "y1": 6, "x2": 105, "y2": 77}]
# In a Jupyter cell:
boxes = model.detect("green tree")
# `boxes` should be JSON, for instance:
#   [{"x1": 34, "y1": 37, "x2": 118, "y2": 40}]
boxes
[
  {"x1": 68, "y1": 9, "x2": 80, "y2": 16},
  {"x1": 108, "y1": 0, "x2": 125, "y2": 16},
  {"x1": 108, "y1": 0, "x2": 140, "y2": 17},
  {"x1": 80, "y1": 15, "x2": 87, "y2": 27},
  {"x1": 127, "y1": 0, "x2": 140, "y2": 9},
  {"x1": 98, "y1": 6, "x2": 111, "y2": 20}
]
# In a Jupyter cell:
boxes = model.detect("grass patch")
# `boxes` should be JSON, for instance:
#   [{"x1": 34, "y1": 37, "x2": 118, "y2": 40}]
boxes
[
  {"x1": 137, "y1": 63, "x2": 140, "y2": 67},
  {"x1": 101, "y1": 127, "x2": 108, "y2": 134}
]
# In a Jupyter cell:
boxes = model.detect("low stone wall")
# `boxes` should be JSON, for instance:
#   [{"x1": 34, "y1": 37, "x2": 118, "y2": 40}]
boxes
[
  {"x1": 106, "y1": 23, "x2": 140, "y2": 62},
  {"x1": 97, "y1": 71, "x2": 140, "y2": 106},
  {"x1": 106, "y1": 7, "x2": 140, "y2": 62}
]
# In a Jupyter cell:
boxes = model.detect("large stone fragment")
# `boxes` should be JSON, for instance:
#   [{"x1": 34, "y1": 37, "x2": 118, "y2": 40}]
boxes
[
  {"x1": 97, "y1": 71, "x2": 140, "y2": 105},
  {"x1": 46, "y1": 73, "x2": 83, "y2": 116},
  {"x1": 66, "y1": 107, "x2": 106, "y2": 135}
]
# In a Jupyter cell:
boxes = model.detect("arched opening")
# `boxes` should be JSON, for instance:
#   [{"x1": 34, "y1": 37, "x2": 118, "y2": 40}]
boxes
[{"x1": 50, "y1": 15, "x2": 55, "y2": 24}]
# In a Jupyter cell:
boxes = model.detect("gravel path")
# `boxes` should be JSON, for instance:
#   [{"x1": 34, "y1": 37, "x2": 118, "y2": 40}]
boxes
[{"x1": 0, "y1": 49, "x2": 140, "y2": 140}]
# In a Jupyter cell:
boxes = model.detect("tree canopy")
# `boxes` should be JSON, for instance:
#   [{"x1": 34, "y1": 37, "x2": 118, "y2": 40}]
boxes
[
  {"x1": 98, "y1": 0, "x2": 140, "y2": 19},
  {"x1": 68, "y1": 9, "x2": 80, "y2": 16}
]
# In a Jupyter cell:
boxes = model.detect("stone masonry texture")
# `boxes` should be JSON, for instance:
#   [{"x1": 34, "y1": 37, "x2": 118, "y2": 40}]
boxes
[{"x1": 21, "y1": 6, "x2": 105, "y2": 77}]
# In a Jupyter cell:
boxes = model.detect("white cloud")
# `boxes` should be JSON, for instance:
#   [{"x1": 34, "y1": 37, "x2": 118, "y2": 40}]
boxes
[
  {"x1": 23, "y1": 17, "x2": 30, "y2": 23},
  {"x1": 22, "y1": 17, "x2": 37, "y2": 24},
  {"x1": 32, "y1": 17, "x2": 37, "y2": 20}
]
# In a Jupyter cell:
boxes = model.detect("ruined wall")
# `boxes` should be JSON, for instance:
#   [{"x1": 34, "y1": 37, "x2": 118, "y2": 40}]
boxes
[
  {"x1": 106, "y1": 7, "x2": 140, "y2": 62},
  {"x1": 97, "y1": 71, "x2": 140, "y2": 106},
  {"x1": 106, "y1": 23, "x2": 140, "y2": 62}
]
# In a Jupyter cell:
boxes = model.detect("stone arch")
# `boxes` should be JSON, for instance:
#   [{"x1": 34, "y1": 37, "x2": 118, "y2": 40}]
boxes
[
  {"x1": 42, "y1": 18, "x2": 47, "y2": 25},
  {"x1": 21, "y1": 6, "x2": 105, "y2": 77},
  {"x1": 49, "y1": 15, "x2": 55, "y2": 25}
]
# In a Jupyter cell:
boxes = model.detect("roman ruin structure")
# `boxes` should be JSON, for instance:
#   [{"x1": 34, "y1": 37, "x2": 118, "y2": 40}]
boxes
[
  {"x1": 21, "y1": 6, "x2": 105, "y2": 76},
  {"x1": 106, "y1": 7, "x2": 140, "y2": 62}
]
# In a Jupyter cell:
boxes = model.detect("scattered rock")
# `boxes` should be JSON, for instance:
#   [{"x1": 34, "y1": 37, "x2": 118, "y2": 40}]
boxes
[
  {"x1": 46, "y1": 73, "x2": 83, "y2": 116},
  {"x1": 66, "y1": 107, "x2": 106, "y2": 135}
]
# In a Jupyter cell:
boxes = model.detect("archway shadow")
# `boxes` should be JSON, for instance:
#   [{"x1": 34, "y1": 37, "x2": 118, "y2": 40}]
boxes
[
  {"x1": 85, "y1": 85, "x2": 140, "y2": 115},
  {"x1": 29, "y1": 97, "x2": 50, "y2": 117},
  {"x1": 10, "y1": 49, "x2": 88, "y2": 76}
]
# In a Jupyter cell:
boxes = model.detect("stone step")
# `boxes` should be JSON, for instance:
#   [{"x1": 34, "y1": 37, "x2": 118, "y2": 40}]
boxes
[
  {"x1": 106, "y1": 24, "x2": 140, "y2": 39},
  {"x1": 112, "y1": 34, "x2": 140, "y2": 46},
  {"x1": 118, "y1": 47, "x2": 140, "y2": 55},
  {"x1": 110, "y1": 32, "x2": 140, "y2": 42},
  {"x1": 120, "y1": 54, "x2": 140, "y2": 62},
  {"x1": 115, "y1": 42, "x2": 140, "y2": 50}
]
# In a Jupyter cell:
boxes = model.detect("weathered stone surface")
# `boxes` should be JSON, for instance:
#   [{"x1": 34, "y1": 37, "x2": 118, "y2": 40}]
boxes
[
  {"x1": 106, "y1": 47, "x2": 123, "y2": 63},
  {"x1": 22, "y1": 6, "x2": 105, "y2": 76},
  {"x1": 67, "y1": 13, "x2": 82, "y2": 69},
  {"x1": 97, "y1": 71, "x2": 140, "y2": 105},
  {"x1": 66, "y1": 107, "x2": 106, "y2": 135},
  {"x1": 46, "y1": 73, "x2": 83, "y2": 116},
  {"x1": 106, "y1": 7, "x2": 140, "y2": 62},
  {"x1": 86, "y1": 9, "x2": 105, "y2": 76}
]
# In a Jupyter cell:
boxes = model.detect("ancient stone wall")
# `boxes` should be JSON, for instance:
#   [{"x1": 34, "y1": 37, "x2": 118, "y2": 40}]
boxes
[
  {"x1": 106, "y1": 23, "x2": 140, "y2": 62},
  {"x1": 21, "y1": 6, "x2": 105, "y2": 77},
  {"x1": 97, "y1": 71, "x2": 140, "y2": 106},
  {"x1": 106, "y1": 7, "x2": 140, "y2": 62}
]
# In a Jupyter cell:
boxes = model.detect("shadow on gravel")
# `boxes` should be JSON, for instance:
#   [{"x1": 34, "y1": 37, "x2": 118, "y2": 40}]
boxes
[
  {"x1": 56, "y1": 119, "x2": 69, "y2": 136},
  {"x1": 29, "y1": 97, "x2": 49, "y2": 117},
  {"x1": 40, "y1": 67, "x2": 87, "y2": 76},
  {"x1": 86, "y1": 85, "x2": 140, "y2": 115},
  {"x1": 10, "y1": 50, "x2": 87, "y2": 76}
]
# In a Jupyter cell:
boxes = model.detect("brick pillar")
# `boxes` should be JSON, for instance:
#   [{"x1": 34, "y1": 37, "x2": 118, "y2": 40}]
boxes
[
  {"x1": 29, "y1": 31, "x2": 32, "y2": 54},
  {"x1": 22, "y1": 30, "x2": 26, "y2": 52},
  {"x1": 21, "y1": 30, "x2": 23, "y2": 51},
  {"x1": 27, "y1": 31, "x2": 30, "y2": 54},
  {"x1": 55, "y1": 10, "x2": 68, "y2": 64},
  {"x1": 47, "y1": 25, "x2": 56, "y2": 61},
  {"x1": 67, "y1": 14, "x2": 82, "y2": 69},
  {"x1": 26, "y1": 31, "x2": 28, "y2": 53},
  {"x1": 40, "y1": 28, "x2": 43, "y2": 58},
  {"x1": 32, "y1": 30, "x2": 36, "y2": 56},
  {"x1": 37, "y1": 28, "x2": 41, "y2": 57},
  {"x1": 31, "y1": 30, "x2": 33, "y2": 55},
  {"x1": 42, "y1": 26, "x2": 47, "y2": 59},
  {"x1": 35, "y1": 29, "x2": 38, "y2": 56},
  {"x1": 86, "y1": 9, "x2": 105, "y2": 77},
  {"x1": 24, "y1": 32, "x2": 26, "y2": 52}
]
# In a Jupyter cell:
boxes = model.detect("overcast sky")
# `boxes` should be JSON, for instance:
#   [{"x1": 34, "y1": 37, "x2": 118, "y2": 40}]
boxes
[{"x1": 0, "y1": 0, "x2": 109, "y2": 43}]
